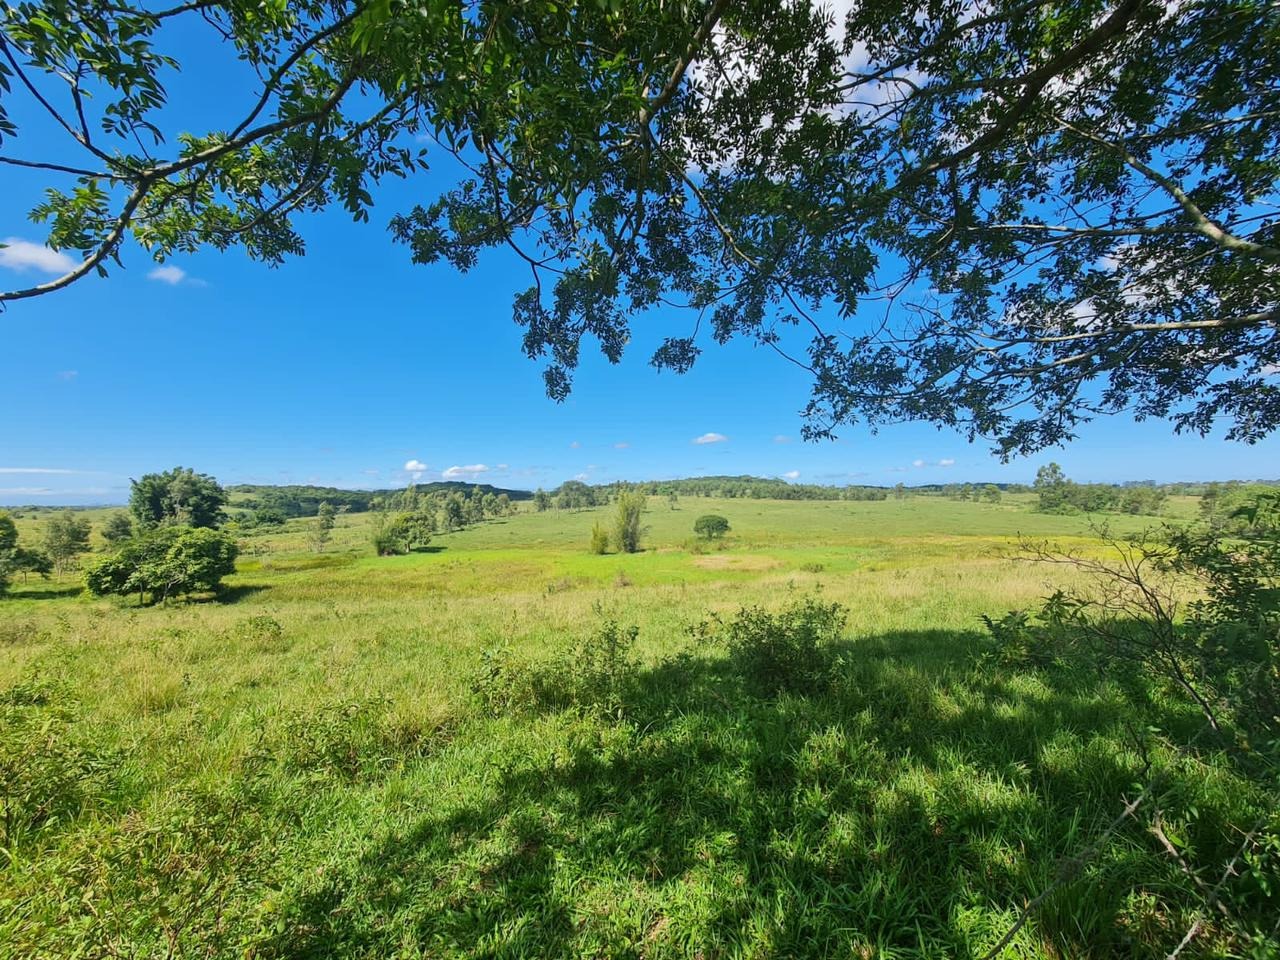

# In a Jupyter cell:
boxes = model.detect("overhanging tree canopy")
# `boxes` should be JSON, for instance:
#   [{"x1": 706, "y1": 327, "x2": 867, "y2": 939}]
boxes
[{"x1": 2, "y1": 0, "x2": 1277, "y2": 456}]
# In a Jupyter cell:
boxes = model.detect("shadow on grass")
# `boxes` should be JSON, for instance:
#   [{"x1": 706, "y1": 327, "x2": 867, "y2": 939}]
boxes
[
  {"x1": 264, "y1": 628, "x2": 1225, "y2": 960},
  {"x1": 212, "y1": 583, "x2": 270, "y2": 604},
  {"x1": 7, "y1": 582, "x2": 83, "y2": 600}
]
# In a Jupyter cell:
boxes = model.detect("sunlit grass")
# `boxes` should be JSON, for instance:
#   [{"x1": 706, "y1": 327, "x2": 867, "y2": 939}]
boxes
[{"x1": 0, "y1": 495, "x2": 1257, "y2": 958}]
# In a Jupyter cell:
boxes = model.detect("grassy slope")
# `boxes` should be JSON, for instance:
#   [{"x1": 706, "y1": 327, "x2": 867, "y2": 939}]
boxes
[{"x1": 0, "y1": 495, "x2": 1257, "y2": 958}]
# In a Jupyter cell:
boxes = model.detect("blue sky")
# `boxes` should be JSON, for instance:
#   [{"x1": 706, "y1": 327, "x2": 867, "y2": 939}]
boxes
[{"x1": 3, "y1": 21, "x2": 1278, "y2": 504}]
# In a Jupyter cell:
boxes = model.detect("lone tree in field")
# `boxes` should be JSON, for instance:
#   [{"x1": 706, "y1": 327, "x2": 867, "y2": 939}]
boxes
[
  {"x1": 693, "y1": 514, "x2": 730, "y2": 540},
  {"x1": 3, "y1": 1, "x2": 1276, "y2": 458},
  {"x1": 309, "y1": 501, "x2": 336, "y2": 552},
  {"x1": 130, "y1": 468, "x2": 227, "y2": 529},
  {"x1": 42, "y1": 509, "x2": 91, "y2": 573},
  {"x1": 612, "y1": 492, "x2": 645, "y2": 554}
]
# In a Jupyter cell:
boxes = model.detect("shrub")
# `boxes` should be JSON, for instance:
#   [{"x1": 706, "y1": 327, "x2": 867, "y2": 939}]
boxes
[
  {"x1": 693, "y1": 514, "x2": 730, "y2": 539},
  {"x1": 589, "y1": 522, "x2": 609, "y2": 554},
  {"x1": 227, "y1": 615, "x2": 286, "y2": 651},
  {"x1": 84, "y1": 526, "x2": 238, "y2": 604},
  {"x1": 612, "y1": 491, "x2": 645, "y2": 553},
  {"x1": 720, "y1": 596, "x2": 848, "y2": 695}
]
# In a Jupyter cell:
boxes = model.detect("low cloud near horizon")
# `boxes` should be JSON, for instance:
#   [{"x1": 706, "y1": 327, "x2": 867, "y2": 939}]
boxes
[
  {"x1": 443, "y1": 464, "x2": 488, "y2": 479},
  {"x1": 782, "y1": 470, "x2": 801, "y2": 480}
]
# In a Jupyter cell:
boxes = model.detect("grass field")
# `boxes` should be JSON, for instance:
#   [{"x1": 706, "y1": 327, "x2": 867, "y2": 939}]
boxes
[{"x1": 1, "y1": 494, "x2": 1265, "y2": 958}]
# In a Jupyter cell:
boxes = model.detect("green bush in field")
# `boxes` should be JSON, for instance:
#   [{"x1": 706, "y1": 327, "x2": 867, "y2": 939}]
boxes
[
  {"x1": 693, "y1": 514, "x2": 730, "y2": 539},
  {"x1": 612, "y1": 491, "x2": 645, "y2": 553},
  {"x1": 720, "y1": 596, "x2": 848, "y2": 696},
  {"x1": 588, "y1": 522, "x2": 609, "y2": 554},
  {"x1": 85, "y1": 526, "x2": 238, "y2": 603}
]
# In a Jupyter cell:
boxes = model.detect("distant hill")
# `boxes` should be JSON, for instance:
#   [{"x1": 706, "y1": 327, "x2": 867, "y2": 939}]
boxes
[{"x1": 228, "y1": 482, "x2": 532, "y2": 518}]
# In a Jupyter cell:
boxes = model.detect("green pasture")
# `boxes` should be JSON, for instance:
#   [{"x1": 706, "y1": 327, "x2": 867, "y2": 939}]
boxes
[{"x1": 1, "y1": 495, "x2": 1262, "y2": 958}]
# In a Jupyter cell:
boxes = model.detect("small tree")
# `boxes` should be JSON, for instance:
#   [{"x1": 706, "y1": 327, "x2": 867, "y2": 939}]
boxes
[
  {"x1": 667, "y1": 491, "x2": 679, "y2": 510},
  {"x1": 534, "y1": 489, "x2": 551, "y2": 512},
  {"x1": 42, "y1": 510, "x2": 91, "y2": 574},
  {"x1": 309, "y1": 501, "x2": 336, "y2": 552},
  {"x1": 1034, "y1": 462, "x2": 1073, "y2": 513},
  {"x1": 982, "y1": 484, "x2": 1003, "y2": 504},
  {"x1": 101, "y1": 512, "x2": 134, "y2": 544},
  {"x1": 612, "y1": 491, "x2": 645, "y2": 554},
  {"x1": 589, "y1": 522, "x2": 609, "y2": 555},
  {"x1": 693, "y1": 514, "x2": 730, "y2": 540}
]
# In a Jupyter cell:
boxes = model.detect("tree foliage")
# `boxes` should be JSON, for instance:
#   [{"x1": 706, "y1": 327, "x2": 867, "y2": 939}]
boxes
[
  {"x1": 100, "y1": 511, "x2": 134, "y2": 544},
  {"x1": 129, "y1": 467, "x2": 227, "y2": 529},
  {"x1": 612, "y1": 491, "x2": 645, "y2": 554},
  {"x1": 41, "y1": 510, "x2": 91, "y2": 573},
  {"x1": 3, "y1": 1, "x2": 1277, "y2": 455},
  {"x1": 84, "y1": 526, "x2": 238, "y2": 604},
  {"x1": 693, "y1": 514, "x2": 730, "y2": 539}
]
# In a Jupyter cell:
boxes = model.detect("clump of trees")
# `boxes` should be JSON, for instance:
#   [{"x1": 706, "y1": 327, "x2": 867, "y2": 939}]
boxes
[
  {"x1": 130, "y1": 467, "x2": 227, "y2": 529},
  {"x1": 588, "y1": 522, "x2": 610, "y2": 555},
  {"x1": 369, "y1": 484, "x2": 516, "y2": 555},
  {"x1": 694, "y1": 515, "x2": 730, "y2": 540},
  {"x1": 1034, "y1": 464, "x2": 1166, "y2": 516},
  {"x1": 85, "y1": 526, "x2": 238, "y2": 604}
]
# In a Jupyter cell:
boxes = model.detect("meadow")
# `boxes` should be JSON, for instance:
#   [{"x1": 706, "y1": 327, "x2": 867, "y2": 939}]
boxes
[{"x1": 1, "y1": 494, "x2": 1268, "y2": 958}]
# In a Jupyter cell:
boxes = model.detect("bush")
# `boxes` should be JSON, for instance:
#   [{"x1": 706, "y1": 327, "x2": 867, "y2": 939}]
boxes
[
  {"x1": 84, "y1": 526, "x2": 238, "y2": 604},
  {"x1": 612, "y1": 491, "x2": 645, "y2": 553},
  {"x1": 589, "y1": 522, "x2": 609, "y2": 554},
  {"x1": 718, "y1": 596, "x2": 847, "y2": 695},
  {"x1": 693, "y1": 514, "x2": 730, "y2": 539},
  {"x1": 471, "y1": 618, "x2": 642, "y2": 718}
]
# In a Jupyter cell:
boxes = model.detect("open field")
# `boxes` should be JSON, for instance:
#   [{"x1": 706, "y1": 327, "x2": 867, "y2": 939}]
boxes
[{"x1": 0, "y1": 495, "x2": 1266, "y2": 958}]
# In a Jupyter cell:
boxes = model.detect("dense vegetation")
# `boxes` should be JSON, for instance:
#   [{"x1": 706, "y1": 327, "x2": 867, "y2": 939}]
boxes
[{"x1": 231, "y1": 482, "x2": 531, "y2": 520}]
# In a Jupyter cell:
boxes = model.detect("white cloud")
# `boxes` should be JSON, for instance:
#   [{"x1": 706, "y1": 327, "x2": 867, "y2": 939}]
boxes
[
  {"x1": 773, "y1": 435, "x2": 792, "y2": 444},
  {"x1": 939, "y1": 458, "x2": 956, "y2": 467},
  {"x1": 148, "y1": 265, "x2": 187, "y2": 285},
  {"x1": 443, "y1": 464, "x2": 488, "y2": 479},
  {"x1": 497, "y1": 463, "x2": 509, "y2": 470},
  {"x1": 614, "y1": 442, "x2": 630, "y2": 450},
  {"x1": 404, "y1": 458, "x2": 428, "y2": 480},
  {"x1": 573, "y1": 472, "x2": 589, "y2": 482},
  {"x1": 570, "y1": 441, "x2": 581, "y2": 449},
  {"x1": 782, "y1": 470, "x2": 801, "y2": 480},
  {"x1": 0, "y1": 238, "x2": 75, "y2": 275},
  {"x1": 693, "y1": 432, "x2": 728, "y2": 445},
  {"x1": 912, "y1": 459, "x2": 927, "y2": 468},
  {"x1": 0, "y1": 487, "x2": 55, "y2": 496}
]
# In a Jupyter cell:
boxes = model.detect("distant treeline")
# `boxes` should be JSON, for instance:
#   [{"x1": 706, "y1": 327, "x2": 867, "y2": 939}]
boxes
[
  {"x1": 230, "y1": 482, "x2": 532, "y2": 519},
  {"x1": 540, "y1": 476, "x2": 895, "y2": 504}
]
